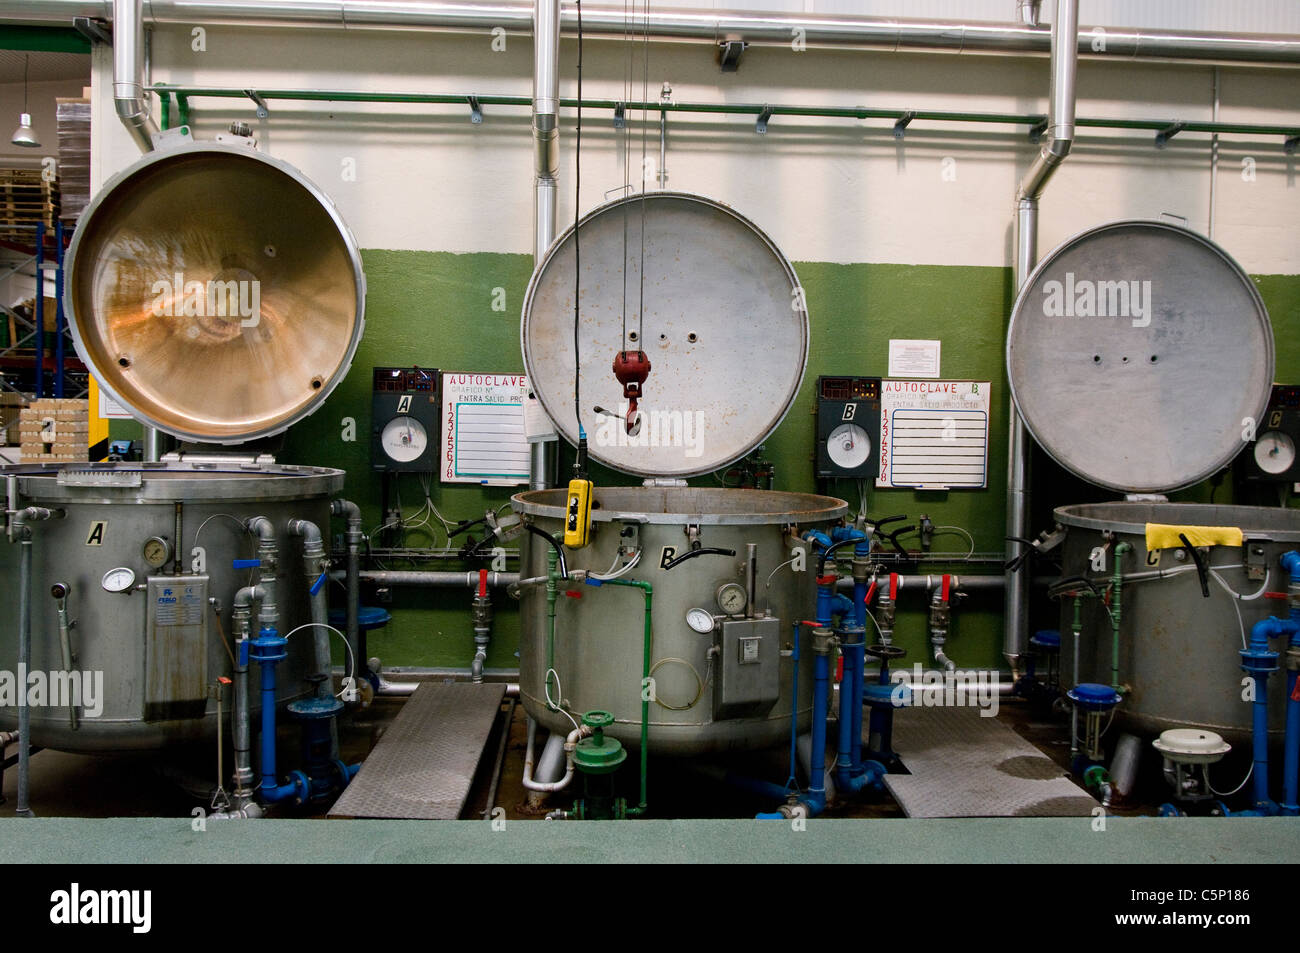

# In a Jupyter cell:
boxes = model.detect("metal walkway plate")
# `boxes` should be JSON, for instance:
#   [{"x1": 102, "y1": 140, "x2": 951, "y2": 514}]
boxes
[
  {"x1": 883, "y1": 706, "x2": 1096, "y2": 818},
  {"x1": 329, "y1": 682, "x2": 506, "y2": 820}
]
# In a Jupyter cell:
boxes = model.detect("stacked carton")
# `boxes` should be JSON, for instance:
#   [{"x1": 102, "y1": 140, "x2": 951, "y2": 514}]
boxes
[
  {"x1": 19, "y1": 398, "x2": 88, "y2": 462},
  {"x1": 0, "y1": 392, "x2": 25, "y2": 445},
  {"x1": 56, "y1": 98, "x2": 91, "y2": 227}
]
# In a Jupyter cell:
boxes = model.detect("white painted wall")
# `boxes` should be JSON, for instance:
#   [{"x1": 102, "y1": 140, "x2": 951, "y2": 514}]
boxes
[{"x1": 86, "y1": 15, "x2": 1300, "y2": 273}]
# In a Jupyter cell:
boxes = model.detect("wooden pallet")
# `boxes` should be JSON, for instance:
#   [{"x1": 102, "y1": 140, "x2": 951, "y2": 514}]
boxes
[{"x1": 0, "y1": 168, "x2": 61, "y2": 242}]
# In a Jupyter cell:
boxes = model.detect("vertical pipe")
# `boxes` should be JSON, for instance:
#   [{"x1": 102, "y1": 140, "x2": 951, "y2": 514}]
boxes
[
  {"x1": 1208, "y1": 67, "x2": 1220, "y2": 240},
  {"x1": 16, "y1": 529, "x2": 33, "y2": 817},
  {"x1": 1005, "y1": 0, "x2": 1077, "y2": 671},
  {"x1": 807, "y1": 631, "x2": 830, "y2": 813},
  {"x1": 112, "y1": 0, "x2": 159, "y2": 152},
  {"x1": 1284, "y1": 662, "x2": 1299, "y2": 815},
  {"x1": 530, "y1": 0, "x2": 560, "y2": 492}
]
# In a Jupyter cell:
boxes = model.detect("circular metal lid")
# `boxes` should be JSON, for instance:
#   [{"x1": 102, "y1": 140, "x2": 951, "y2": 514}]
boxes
[
  {"x1": 1007, "y1": 221, "x2": 1273, "y2": 493},
  {"x1": 66, "y1": 140, "x2": 366, "y2": 444},
  {"x1": 521, "y1": 192, "x2": 809, "y2": 477}
]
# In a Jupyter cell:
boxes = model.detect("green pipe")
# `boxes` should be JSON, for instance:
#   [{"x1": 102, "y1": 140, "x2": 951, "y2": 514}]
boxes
[
  {"x1": 160, "y1": 93, "x2": 172, "y2": 131},
  {"x1": 148, "y1": 85, "x2": 1300, "y2": 141},
  {"x1": 592, "y1": 577, "x2": 652, "y2": 816},
  {"x1": 1110, "y1": 542, "x2": 1131, "y2": 693},
  {"x1": 177, "y1": 94, "x2": 192, "y2": 129}
]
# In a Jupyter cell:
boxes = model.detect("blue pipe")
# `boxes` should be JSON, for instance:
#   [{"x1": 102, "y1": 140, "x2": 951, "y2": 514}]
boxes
[
  {"x1": 1242, "y1": 617, "x2": 1286, "y2": 814},
  {"x1": 797, "y1": 642, "x2": 831, "y2": 816},
  {"x1": 250, "y1": 627, "x2": 308, "y2": 804},
  {"x1": 1280, "y1": 550, "x2": 1300, "y2": 815},
  {"x1": 786, "y1": 621, "x2": 801, "y2": 792}
]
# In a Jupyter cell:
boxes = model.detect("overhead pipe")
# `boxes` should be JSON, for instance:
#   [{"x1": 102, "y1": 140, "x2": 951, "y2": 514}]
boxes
[
  {"x1": 5, "y1": 3, "x2": 1300, "y2": 65},
  {"x1": 111, "y1": 0, "x2": 158, "y2": 152},
  {"x1": 1005, "y1": 0, "x2": 1077, "y2": 675}
]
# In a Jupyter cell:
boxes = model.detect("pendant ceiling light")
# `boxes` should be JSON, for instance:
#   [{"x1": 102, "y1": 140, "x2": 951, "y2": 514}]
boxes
[{"x1": 11, "y1": 54, "x2": 40, "y2": 148}]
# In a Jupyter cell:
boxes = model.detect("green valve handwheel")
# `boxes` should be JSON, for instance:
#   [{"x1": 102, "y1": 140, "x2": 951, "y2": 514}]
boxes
[{"x1": 574, "y1": 711, "x2": 627, "y2": 774}]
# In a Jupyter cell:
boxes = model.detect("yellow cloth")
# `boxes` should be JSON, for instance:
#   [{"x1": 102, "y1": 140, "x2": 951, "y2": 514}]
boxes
[{"x1": 1144, "y1": 523, "x2": 1243, "y2": 550}]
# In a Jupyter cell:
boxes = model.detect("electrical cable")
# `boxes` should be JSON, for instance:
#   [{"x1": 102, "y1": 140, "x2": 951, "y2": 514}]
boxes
[{"x1": 283, "y1": 622, "x2": 357, "y2": 700}]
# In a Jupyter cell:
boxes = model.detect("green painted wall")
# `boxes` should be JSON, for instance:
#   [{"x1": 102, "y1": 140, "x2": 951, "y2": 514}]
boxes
[{"x1": 113, "y1": 251, "x2": 1300, "y2": 672}]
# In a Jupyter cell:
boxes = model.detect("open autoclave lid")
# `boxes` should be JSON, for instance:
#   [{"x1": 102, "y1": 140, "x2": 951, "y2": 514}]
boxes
[
  {"x1": 64, "y1": 134, "x2": 366, "y2": 445},
  {"x1": 1006, "y1": 220, "x2": 1274, "y2": 494},
  {"x1": 521, "y1": 192, "x2": 809, "y2": 478}
]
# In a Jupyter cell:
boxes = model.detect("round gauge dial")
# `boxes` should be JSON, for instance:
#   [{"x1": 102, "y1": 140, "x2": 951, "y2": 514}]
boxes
[
  {"x1": 1254, "y1": 431, "x2": 1295, "y2": 475},
  {"x1": 716, "y1": 582, "x2": 748, "y2": 615},
  {"x1": 381, "y1": 415, "x2": 428, "y2": 463},
  {"x1": 102, "y1": 567, "x2": 137, "y2": 593},
  {"x1": 827, "y1": 423, "x2": 871, "y2": 470},
  {"x1": 142, "y1": 535, "x2": 172, "y2": 569},
  {"x1": 685, "y1": 607, "x2": 715, "y2": 634}
]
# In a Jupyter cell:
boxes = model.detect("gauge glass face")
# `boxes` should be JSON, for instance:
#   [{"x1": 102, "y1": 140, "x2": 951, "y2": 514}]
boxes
[
  {"x1": 1254, "y1": 431, "x2": 1295, "y2": 475},
  {"x1": 827, "y1": 423, "x2": 871, "y2": 470},
  {"x1": 686, "y1": 607, "x2": 715, "y2": 634},
  {"x1": 102, "y1": 567, "x2": 136, "y2": 593},
  {"x1": 381, "y1": 415, "x2": 428, "y2": 462},
  {"x1": 142, "y1": 536, "x2": 171, "y2": 568},
  {"x1": 716, "y1": 582, "x2": 748, "y2": 615}
]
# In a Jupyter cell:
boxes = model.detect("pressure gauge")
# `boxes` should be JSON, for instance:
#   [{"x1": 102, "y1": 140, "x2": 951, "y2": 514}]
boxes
[
  {"x1": 1254, "y1": 431, "x2": 1296, "y2": 475},
  {"x1": 685, "y1": 607, "x2": 715, "y2": 634},
  {"x1": 827, "y1": 423, "x2": 871, "y2": 471},
  {"x1": 102, "y1": 567, "x2": 137, "y2": 593},
  {"x1": 142, "y1": 535, "x2": 172, "y2": 569},
  {"x1": 716, "y1": 582, "x2": 748, "y2": 616},
  {"x1": 380, "y1": 415, "x2": 429, "y2": 464}
]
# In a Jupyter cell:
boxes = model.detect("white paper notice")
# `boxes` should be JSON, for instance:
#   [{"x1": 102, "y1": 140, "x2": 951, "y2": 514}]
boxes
[
  {"x1": 877, "y1": 380, "x2": 990, "y2": 489},
  {"x1": 98, "y1": 388, "x2": 134, "y2": 420},
  {"x1": 887, "y1": 339, "x2": 941, "y2": 379},
  {"x1": 441, "y1": 373, "x2": 531, "y2": 485}
]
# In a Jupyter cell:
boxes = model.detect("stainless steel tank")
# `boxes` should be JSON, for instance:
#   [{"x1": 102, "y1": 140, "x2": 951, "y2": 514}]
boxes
[
  {"x1": 1055, "y1": 502, "x2": 1299, "y2": 740},
  {"x1": 515, "y1": 192, "x2": 846, "y2": 754},
  {"x1": 2, "y1": 130, "x2": 365, "y2": 753},
  {"x1": 0, "y1": 462, "x2": 341, "y2": 751},
  {"x1": 1007, "y1": 221, "x2": 1280, "y2": 739},
  {"x1": 515, "y1": 487, "x2": 845, "y2": 754}
]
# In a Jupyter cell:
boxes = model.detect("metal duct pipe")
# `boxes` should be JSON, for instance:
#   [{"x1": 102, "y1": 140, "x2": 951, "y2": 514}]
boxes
[
  {"x1": 331, "y1": 499, "x2": 362, "y2": 683},
  {"x1": 530, "y1": 0, "x2": 560, "y2": 492},
  {"x1": 230, "y1": 583, "x2": 266, "y2": 808},
  {"x1": 3, "y1": 3, "x2": 1299, "y2": 65},
  {"x1": 1017, "y1": 0, "x2": 1042, "y2": 28},
  {"x1": 112, "y1": 0, "x2": 158, "y2": 152},
  {"x1": 346, "y1": 569, "x2": 521, "y2": 587},
  {"x1": 289, "y1": 519, "x2": 333, "y2": 702},
  {"x1": 1005, "y1": 0, "x2": 1078, "y2": 674}
]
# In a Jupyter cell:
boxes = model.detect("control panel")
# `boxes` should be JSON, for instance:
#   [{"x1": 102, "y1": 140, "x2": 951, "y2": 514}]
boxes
[
  {"x1": 815, "y1": 375, "x2": 882, "y2": 479},
  {"x1": 371, "y1": 366, "x2": 440, "y2": 472},
  {"x1": 1243, "y1": 384, "x2": 1300, "y2": 482}
]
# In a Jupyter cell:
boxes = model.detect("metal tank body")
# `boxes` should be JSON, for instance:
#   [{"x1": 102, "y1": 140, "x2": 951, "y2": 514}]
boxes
[
  {"x1": 1, "y1": 461, "x2": 342, "y2": 752},
  {"x1": 513, "y1": 487, "x2": 846, "y2": 756},
  {"x1": 1055, "y1": 501, "x2": 1300, "y2": 741}
]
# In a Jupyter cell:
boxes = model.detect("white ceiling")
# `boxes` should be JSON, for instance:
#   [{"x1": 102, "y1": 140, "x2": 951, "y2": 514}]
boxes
[{"x1": 0, "y1": 50, "x2": 91, "y2": 86}]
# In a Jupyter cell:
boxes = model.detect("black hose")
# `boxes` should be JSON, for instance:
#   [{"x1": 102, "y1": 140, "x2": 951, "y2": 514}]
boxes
[
  {"x1": 526, "y1": 524, "x2": 569, "y2": 580},
  {"x1": 816, "y1": 535, "x2": 863, "y2": 577},
  {"x1": 663, "y1": 546, "x2": 736, "y2": 571}
]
